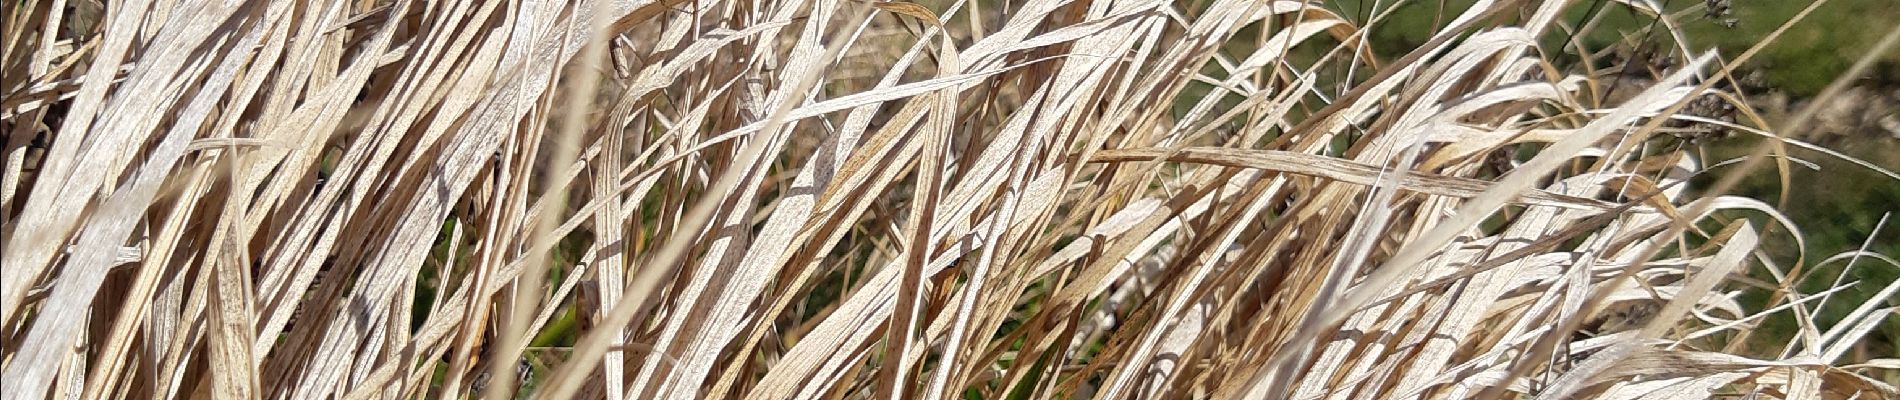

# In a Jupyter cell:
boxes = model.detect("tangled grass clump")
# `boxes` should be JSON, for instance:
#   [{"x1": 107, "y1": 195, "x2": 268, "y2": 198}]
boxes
[{"x1": 3, "y1": 0, "x2": 1897, "y2": 398}]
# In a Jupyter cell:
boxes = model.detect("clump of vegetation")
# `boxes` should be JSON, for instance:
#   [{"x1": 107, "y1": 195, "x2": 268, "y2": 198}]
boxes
[{"x1": 3, "y1": 0, "x2": 1896, "y2": 399}]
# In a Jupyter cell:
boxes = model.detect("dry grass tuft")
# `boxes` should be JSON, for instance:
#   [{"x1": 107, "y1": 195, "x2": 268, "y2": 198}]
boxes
[{"x1": 3, "y1": 0, "x2": 1897, "y2": 399}]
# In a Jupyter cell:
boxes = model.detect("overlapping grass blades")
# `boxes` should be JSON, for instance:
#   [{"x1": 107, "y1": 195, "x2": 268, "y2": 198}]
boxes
[{"x1": 3, "y1": 0, "x2": 1896, "y2": 398}]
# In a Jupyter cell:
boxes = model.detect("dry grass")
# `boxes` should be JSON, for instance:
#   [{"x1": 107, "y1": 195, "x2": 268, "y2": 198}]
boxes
[{"x1": 3, "y1": 0, "x2": 1898, "y2": 399}]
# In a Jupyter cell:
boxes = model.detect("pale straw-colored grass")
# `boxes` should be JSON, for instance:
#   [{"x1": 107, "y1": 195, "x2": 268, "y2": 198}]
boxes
[{"x1": 3, "y1": 0, "x2": 1897, "y2": 399}]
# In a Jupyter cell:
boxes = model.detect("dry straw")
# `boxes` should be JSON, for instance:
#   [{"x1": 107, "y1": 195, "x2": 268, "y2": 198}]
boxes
[{"x1": 2, "y1": 0, "x2": 1896, "y2": 399}]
